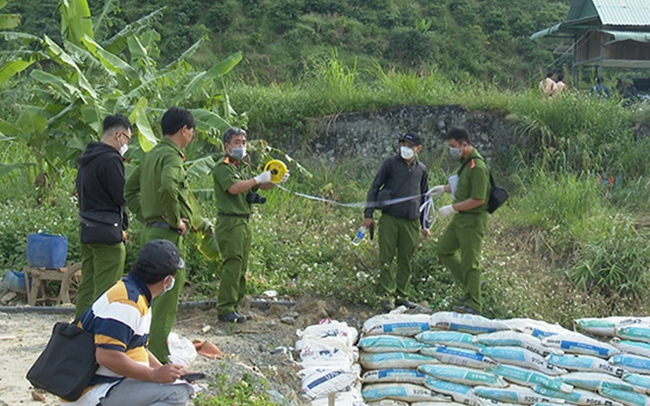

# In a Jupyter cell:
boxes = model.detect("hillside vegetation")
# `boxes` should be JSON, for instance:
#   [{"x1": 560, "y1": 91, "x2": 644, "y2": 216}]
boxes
[{"x1": 4, "y1": 0, "x2": 570, "y2": 86}]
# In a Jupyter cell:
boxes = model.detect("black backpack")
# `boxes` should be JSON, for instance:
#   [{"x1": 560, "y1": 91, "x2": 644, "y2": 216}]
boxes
[{"x1": 458, "y1": 156, "x2": 509, "y2": 214}]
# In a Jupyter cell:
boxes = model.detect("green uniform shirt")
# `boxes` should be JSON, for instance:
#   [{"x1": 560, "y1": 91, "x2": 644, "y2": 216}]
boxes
[
  {"x1": 125, "y1": 138, "x2": 198, "y2": 227},
  {"x1": 212, "y1": 155, "x2": 253, "y2": 215},
  {"x1": 454, "y1": 150, "x2": 490, "y2": 214}
]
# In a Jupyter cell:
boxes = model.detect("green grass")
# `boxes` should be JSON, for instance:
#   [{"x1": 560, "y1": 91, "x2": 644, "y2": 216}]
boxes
[{"x1": 193, "y1": 371, "x2": 275, "y2": 406}]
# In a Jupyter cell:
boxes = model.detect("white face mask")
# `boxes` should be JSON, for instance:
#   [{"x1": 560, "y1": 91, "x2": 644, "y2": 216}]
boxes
[
  {"x1": 161, "y1": 276, "x2": 175, "y2": 295},
  {"x1": 400, "y1": 145, "x2": 415, "y2": 160},
  {"x1": 231, "y1": 147, "x2": 246, "y2": 160},
  {"x1": 449, "y1": 147, "x2": 461, "y2": 158},
  {"x1": 119, "y1": 144, "x2": 129, "y2": 156}
]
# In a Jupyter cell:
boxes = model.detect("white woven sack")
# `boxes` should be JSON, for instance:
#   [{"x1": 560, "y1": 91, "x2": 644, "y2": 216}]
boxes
[
  {"x1": 430, "y1": 312, "x2": 509, "y2": 334},
  {"x1": 363, "y1": 314, "x2": 432, "y2": 337},
  {"x1": 297, "y1": 319, "x2": 359, "y2": 347}
]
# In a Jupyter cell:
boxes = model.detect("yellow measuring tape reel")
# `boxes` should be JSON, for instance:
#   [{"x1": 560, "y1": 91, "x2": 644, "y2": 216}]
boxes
[{"x1": 264, "y1": 159, "x2": 288, "y2": 183}]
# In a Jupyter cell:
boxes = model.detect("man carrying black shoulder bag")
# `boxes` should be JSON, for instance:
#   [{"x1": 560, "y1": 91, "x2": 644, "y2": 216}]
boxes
[
  {"x1": 28, "y1": 240, "x2": 194, "y2": 406},
  {"x1": 75, "y1": 114, "x2": 133, "y2": 320}
]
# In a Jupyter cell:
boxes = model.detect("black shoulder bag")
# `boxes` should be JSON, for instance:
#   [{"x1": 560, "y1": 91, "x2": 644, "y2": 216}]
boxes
[
  {"x1": 26, "y1": 321, "x2": 98, "y2": 401},
  {"x1": 79, "y1": 211, "x2": 123, "y2": 245},
  {"x1": 458, "y1": 156, "x2": 509, "y2": 214},
  {"x1": 77, "y1": 176, "x2": 124, "y2": 245}
]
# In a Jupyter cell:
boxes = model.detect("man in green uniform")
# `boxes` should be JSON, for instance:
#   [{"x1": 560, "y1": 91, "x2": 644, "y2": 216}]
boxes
[
  {"x1": 211, "y1": 127, "x2": 289, "y2": 323},
  {"x1": 363, "y1": 133, "x2": 430, "y2": 312},
  {"x1": 433, "y1": 127, "x2": 490, "y2": 315},
  {"x1": 125, "y1": 107, "x2": 211, "y2": 362}
]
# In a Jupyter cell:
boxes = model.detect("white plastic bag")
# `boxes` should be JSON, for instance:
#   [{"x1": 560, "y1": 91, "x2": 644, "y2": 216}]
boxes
[{"x1": 167, "y1": 332, "x2": 197, "y2": 368}]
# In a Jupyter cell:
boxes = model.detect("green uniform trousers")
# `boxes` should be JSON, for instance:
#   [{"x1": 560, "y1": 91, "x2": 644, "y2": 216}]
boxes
[
  {"x1": 215, "y1": 216, "x2": 251, "y2": 315},
  {"x1": 437, "y1": 211, "x2": 488, "y2": 312},
  {"x1": 140, "y1": 226, "x2": 185, "y2": 364},
  {"x1": 378, "y1": 213, "x2": 420, "y2": 298},
  {"x1": 75, "y1": 242, "x2": 126, "y2": 320}
]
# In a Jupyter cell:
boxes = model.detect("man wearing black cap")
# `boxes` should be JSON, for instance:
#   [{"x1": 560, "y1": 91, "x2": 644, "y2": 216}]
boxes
[
  {"x1": 362, "y1": 133, "x2": 430, "y2": 311},
  {"x1": 71, "y1": 239, "x2": 193, "y2": 406}
]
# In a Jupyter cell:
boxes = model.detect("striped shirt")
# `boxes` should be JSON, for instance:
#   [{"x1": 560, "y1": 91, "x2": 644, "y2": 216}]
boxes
[{"x1": 78, "y1": 273, "x2": 152, "y2": 385}]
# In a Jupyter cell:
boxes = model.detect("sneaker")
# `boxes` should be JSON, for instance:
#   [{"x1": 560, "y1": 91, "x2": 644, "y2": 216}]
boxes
[
  {"x1": 236, "y1": 311, "x2": 253, "y2": 321},
  {"x1": 395, "y1": 298, "x2": 418, "y2": 310},
  {"x1": 218, "y1": 311, "x2": 247, "y2": 323},
  {"x1": 380, "y1": 299, "x2": 394, "y2": 312},
  {"x1": 452, "y1": 304, "x2": 481, "y2": 315}
]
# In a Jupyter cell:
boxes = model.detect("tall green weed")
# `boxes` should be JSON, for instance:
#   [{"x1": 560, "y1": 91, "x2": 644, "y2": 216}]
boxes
[{"x1": 506, "y1": 167, "x2": 650, "y2": 301}]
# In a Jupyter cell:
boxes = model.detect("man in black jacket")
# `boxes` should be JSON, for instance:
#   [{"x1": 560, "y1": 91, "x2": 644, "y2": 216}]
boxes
[
  {"x1": 75, "y1": 114, "x2": 133, "y2": 319},
  {"x1": 362, "y1": 133, "x2": 430, "y2": 311}
]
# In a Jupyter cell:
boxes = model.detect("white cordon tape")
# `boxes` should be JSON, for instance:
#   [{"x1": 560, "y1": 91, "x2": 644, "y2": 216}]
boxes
[{"x1": 276, "y1": 185, "x2": 437, "y2": 230}]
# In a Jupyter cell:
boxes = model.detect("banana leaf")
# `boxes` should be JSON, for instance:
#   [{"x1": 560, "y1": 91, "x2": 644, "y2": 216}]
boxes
[
  {"x1": 0, "y1": 13, "x2": 20, "y2": 30},
  {"x1": 30, "y1": 69, "x2": 80, "y2": 100},
  {"x1": 59, "y1": 0, "x2": 93, "y2": 45},
  {"x1": 0, "y1": 58, "x2": 34, "y2": 86},
  {"x1": 104, "y1": 8, "x2": 164, "y2": 54},
  {"x1": 43, "y1": 35, "x2": 97, "y2": 99},
  {"x1": 185, "y1": 155, "x2": 218, "y2": 180},
  {"x1": 0, "y1": 31, "x2": 42, "y2": 45},
  {"x1": 80, "y1": 35, "x2": 139, "y2": 82},
  {"x1": 129, "y1": 97, "x2": 157, "y2": 152},
  {"x1": 190, "y1": 108, "x2": 231, "y2": 135}
]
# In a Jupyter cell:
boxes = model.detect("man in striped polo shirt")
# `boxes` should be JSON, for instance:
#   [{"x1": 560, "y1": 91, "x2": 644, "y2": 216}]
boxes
[{"x1": 68, "y1": 240, "x2": 193, "y2": 406}]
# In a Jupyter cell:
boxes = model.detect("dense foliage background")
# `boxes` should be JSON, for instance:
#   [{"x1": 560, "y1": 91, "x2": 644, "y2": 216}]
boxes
[{"x1": 5, "y1": 0, "x2": 571, "y2": 86}]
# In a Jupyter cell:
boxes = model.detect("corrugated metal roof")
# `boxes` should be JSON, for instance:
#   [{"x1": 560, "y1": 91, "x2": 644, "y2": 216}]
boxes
[{"x1": 569, "y1": 0, "x2": 650, "y2": 26}]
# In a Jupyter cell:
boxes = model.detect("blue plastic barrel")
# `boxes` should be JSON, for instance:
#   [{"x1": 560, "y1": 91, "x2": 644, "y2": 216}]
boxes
[
  {"x1": 26, "y1": 233, "x2": 68, "y2": 268},
  {"x1": 2, "y1": 270, "x2": 30, "y2": 292}
]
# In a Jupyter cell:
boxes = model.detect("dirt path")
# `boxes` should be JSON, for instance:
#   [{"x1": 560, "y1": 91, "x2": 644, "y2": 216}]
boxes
[{"x1": 0, "y1": 297, "x2": 374, "y2": 405}]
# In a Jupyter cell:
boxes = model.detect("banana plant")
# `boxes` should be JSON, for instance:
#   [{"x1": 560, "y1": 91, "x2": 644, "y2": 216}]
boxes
[{"x1": 0, "y1": 0, "x2": 242, "y2": 189}]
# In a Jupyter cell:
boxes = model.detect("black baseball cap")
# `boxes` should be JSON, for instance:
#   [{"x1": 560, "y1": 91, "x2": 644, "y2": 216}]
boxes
[
  {"x1": 399, "y1": 133, "x2": 422, "y2": 146},
  {"x1": 136, "y1": 239, "x2": 185, "y2": 275}
]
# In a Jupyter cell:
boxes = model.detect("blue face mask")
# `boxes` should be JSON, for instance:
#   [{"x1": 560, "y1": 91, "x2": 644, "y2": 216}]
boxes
[{"x1": 449, "y1": 147, "x2": 461, "y2": 158}]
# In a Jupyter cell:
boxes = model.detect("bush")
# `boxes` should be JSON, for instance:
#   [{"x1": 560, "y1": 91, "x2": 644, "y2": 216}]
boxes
[
  {"x1": 384, "y1": 28, "x2": 434, "y2": 67},
  {"x1": 267, "y1": 0, "x2": 305, "y2": 33}
]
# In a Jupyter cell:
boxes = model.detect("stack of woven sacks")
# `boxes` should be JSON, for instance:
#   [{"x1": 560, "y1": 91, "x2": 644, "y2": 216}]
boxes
[
  {"x1": 356, "y1": 311, "x2": 650, "y2": 406},
  {"x1": 296, "y1": 319, "x2": 367, "y2": 405}
]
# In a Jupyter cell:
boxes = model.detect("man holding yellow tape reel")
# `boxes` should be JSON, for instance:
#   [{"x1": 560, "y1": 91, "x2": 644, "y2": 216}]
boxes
[{"x1": 211, "y1": 127, "x2": 289, "y2": 323}]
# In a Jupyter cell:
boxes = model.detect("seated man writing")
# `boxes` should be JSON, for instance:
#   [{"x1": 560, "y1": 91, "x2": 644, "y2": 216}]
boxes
[{"x1": 65, "y1": 239, "x2": 193, "y2": 406}]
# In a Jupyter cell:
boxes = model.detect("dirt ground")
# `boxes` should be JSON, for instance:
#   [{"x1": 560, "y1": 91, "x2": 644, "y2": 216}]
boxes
[{"x1": 0, "y1": 295, "x2": 376, "y2": 406}]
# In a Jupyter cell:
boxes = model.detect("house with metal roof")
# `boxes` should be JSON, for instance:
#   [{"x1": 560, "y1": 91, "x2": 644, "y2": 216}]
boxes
[{"x1": 531, "y1": 0, "x2": 650, "y2": 72}]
